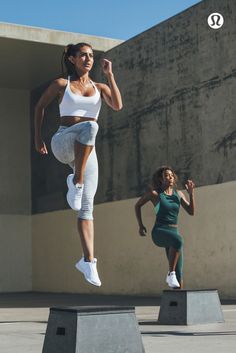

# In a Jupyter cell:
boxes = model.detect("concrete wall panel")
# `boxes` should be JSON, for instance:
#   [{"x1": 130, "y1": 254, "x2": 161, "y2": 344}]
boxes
[
  {"x1": 0, "y1": 87, "x2": 32, "y2": 291},
  {"x1": 32, "y1": 181, "x2": 236, "y2": 298},
  {"x1": 0, "y1": 87, "x2": 31, "y2": 214},
  {"x1": 94, "y1": 0, "x2": 236, "y2": 202},
  {"x1": 0, "y1": 215, "x2": 32, "y2": 291}
]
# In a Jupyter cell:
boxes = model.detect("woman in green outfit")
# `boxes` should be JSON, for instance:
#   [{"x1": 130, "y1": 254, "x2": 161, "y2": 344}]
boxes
[{"x1": 135, "y1": 166, "x2": 195, "y2": 289}]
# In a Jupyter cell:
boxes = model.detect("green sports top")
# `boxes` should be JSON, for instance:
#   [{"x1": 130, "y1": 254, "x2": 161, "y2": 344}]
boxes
[{"x1": 154, "y1": 189, "x2": 181, "y2": 226}]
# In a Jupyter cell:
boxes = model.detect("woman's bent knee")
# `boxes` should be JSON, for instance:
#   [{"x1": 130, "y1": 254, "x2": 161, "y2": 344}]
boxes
[{"x1": 77, "y1": 121, "x2": 99, "y2": 145}]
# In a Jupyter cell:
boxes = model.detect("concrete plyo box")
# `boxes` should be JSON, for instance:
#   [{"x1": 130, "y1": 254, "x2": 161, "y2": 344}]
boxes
[
  {"x1": 158, "y1": 289, "x2": 224, "y2": 325},
  {"x1": 42, "y1": 306, "x2": 145, "y2": 353}
]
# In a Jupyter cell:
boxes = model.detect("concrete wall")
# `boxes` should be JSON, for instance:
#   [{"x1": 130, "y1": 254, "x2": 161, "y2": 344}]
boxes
[
  {"x1": 24, "y1": 0, "x2": 236, "y2": 298},
  {"x1": 0, "y1": 87, "x2": 32, "y2": 291},
  {"x1": 93, "y1": 0, "x2": 236, "y2": 203},
  {"x1": 32, "y1": 181, "x2": 236, "y2": 299},
  {"x1": 1, "y1": 0, "x2": 236, "y2": 297}
]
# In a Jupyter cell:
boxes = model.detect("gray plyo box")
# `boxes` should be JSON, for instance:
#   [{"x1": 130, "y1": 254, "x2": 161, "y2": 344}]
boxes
[
  {"x1": 158, "y1": 289, "x2": 224, "y2": 325},
  {"x1": 42, "y1": 306, "x2": 145, "y2": 353}
]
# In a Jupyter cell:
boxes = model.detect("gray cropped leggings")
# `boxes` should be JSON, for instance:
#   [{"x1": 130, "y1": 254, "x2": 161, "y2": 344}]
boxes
[{"x1": 51, "y1": 121, "x2": 99, "y2": 220}]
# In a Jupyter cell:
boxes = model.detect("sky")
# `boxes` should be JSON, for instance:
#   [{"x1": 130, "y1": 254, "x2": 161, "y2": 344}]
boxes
[{"x1": 0, "y1": 0, "x2": 202, "y2": 40}]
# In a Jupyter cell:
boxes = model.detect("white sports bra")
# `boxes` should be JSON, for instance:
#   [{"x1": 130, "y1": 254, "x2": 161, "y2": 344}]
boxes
[{"x1": 59, "y1": 76, "x2": 102, "y2": 119}]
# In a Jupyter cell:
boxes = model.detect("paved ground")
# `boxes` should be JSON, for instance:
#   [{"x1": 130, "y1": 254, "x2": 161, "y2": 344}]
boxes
[{"x1": 0, "y1": 292, "x2": 235, "y2": 353}]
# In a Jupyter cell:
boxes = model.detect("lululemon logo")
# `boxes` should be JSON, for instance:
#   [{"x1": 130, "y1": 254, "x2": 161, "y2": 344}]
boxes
[{"x1": 207, "y1": 13, "x2": 224, "y2": 29}]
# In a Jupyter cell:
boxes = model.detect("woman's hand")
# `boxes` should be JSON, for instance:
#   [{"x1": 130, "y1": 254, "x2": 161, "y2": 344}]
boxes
[
  {"x1": 139, "y1": 226, "x2": 147, "y2": 237},
  {"x1": 101, "y1": 58, "x2": 113, "y2": 75},
  {"x1": 35, "y1": 139, "x2": 48, "y2": 154},
  {"x1": 185, "y1": 180, "x2": 195, "y2": 194}
]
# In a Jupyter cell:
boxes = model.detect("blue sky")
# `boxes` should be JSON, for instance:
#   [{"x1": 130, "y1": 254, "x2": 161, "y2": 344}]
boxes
[{"x1": 0, "y1": 0, "x2": 202, "y2": 40}]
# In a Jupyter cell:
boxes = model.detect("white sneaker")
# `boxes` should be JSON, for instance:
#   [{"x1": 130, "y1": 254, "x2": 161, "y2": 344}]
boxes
[
  {"x1": 166, "y1": 271, "x2": 180, "y2": 288},
  {"x1": 75, "y1": 257, "x2": 101, "y2": 287},
  {"x1": 66, "y1": 174, "x2": 84, "y2": 211}
]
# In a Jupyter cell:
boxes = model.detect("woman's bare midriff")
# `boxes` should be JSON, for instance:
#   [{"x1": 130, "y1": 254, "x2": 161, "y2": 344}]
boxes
[{"x1": 60, "y1": 116, "x2": 97, "y2": 127}]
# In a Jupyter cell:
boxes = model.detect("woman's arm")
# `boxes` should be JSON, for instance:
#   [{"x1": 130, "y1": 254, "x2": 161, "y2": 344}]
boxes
[
  {"x1": 97, "y1": 59, "x2": 123, "y2": 111},
  {"x1": 34, "y1": 78, "x2": 66, "y2": 154},
  {"x1": 178, "y1": 180, "x2": 195, "y2": 215},
  {"x1": 135, "y1": 191, "x2": 158, "y2": 236}
]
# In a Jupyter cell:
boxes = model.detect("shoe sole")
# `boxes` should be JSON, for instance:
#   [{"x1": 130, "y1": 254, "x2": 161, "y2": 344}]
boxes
[
  {"x1": 167, "y1": 280, "x2": 180, "y2": 288},
  {"x1": 167, "y1": 283, "x2": 180, "y2": 288}
]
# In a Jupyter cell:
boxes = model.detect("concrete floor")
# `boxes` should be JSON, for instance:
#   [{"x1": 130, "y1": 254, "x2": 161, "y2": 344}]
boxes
[{"x1": 0, "y1": 292, "x2": 235, "y2": 353}]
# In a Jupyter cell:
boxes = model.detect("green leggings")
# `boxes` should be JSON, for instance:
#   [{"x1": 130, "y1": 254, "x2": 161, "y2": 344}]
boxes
[{"x1": 151, "y1": 224, "x2": 184, "y2": 282}]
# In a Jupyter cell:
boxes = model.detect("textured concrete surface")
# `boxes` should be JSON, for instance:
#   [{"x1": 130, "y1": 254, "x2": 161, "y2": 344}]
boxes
[
  {"x1": 94, "y1": 0, "x2": 236, "y2": 202},
  {"x1": 0, "y1": 293, "x2": 236, "y2": 353}
]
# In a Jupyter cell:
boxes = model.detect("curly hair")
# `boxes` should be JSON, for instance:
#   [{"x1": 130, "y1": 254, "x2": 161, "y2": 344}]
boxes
[
  {"x1": 152, "y1": 166, "x2": 178, "y2": 192},
  {"x1": 61, "y1": 42, "x2": 93, "y2": 76}
]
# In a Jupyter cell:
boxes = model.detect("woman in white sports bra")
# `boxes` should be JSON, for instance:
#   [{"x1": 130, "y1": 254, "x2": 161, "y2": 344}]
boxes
[{"x1": 34, "y1": 42, "x2": 122, "y2": 287}]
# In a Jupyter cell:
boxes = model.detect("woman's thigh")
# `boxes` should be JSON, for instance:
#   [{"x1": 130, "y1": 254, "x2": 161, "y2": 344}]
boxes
[
  {"x1": 152, "y1": 225, "x2": 183, "y2": 250},
  {"x1": 51, "y1": 122, "x2": 99, "y2": 165}
]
